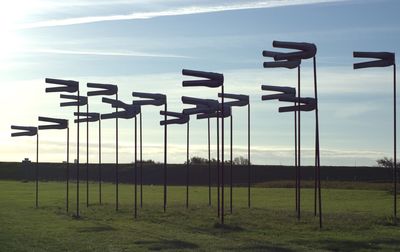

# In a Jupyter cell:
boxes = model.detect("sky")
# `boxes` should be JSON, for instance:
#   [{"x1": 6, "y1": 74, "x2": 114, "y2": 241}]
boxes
[{"x1": 1, "y1": 0, "x2": 399, "y2": 166}]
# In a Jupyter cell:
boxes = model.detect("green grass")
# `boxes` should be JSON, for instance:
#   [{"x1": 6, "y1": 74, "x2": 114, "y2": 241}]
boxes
[{"x1": 0, "y1": 180, "x2": 399, "y2": 251}]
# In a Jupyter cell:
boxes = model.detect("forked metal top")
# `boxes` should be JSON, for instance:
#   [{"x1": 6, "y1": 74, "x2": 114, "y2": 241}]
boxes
[
  {"x1": 182, "y1": 69, "x2": 223, "y2": 88},
  {"x1": 101, "y1": 98, "x2": 140, "y2": 119},
  {"x1": 45, "y1": 78, "x2": 79, "y2": 93},
  {"x1": 11, "y1": 125, "x2": 38, "y2": 137},
  {"x1": 159, "y1": 111, "x2": 189, "y2": 125},
  {"x1": 38, "y1": 117, "x2": 68, "y2": 130},
  {"x1": 87, "y1": 83, "x2": 118, "y2": 96},
  {"x1": 353, "y1": 51, "x2": 395, "y2": 69}
]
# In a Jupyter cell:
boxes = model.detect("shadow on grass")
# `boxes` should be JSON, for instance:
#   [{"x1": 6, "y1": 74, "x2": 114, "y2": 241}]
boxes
[
  {"x1": 227, "y1": 244, "x2": 295, "y2": 252},
  {"x1": 213, "y1": 222, "x2": 244, "y2": 232},
  {"x1": 135, "y1": 239, "x2": 198, "y2": 250},
  {"x1": 77, "y1": 225, "x2": 116, "y2": 232},
  {"x1": 295, "y1": 238, "x2": 400, "y2": 252}
]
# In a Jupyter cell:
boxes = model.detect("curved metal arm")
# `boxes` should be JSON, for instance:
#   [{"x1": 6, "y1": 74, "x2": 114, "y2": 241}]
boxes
[
  {"x1": 45, "y1": 78, "x2": 79, "y2": 93},
  {"x1": 261, "y1": 85, "x2": 296, "y2": 101},
  {"x1": 60, "y1": 94, "x2": 87, "y2": 107},
  {"x1": 87, "y1": 83, "x2": 118, "y2": 96},
  {"x1": 263, "y1": 60, "x2": 301, "y2": 69},
  {"x1": 182, "y1": 97, "x2": 219, "y2": 115},
  {"x1": 278, "y1": 96, "x2": 316, "y2": 112},
  {"x1": 74, "y1": 112, "x2": 100, "y2": 123},
  {"x1": 353, "y1": 51, "x2": 395, "y2": 69},
  {"x1": 218, "y1": 93, "x2": 249, "y2": 107},
  {"x1": 197, "y1": 106, "x2": 232, "y2": 119},
  {"x1": 159, "y1": 111, "x2": 189, "y2": 125},
  {"x1": 38, "y1": 117, "x2": 68, "y2": 130},
  {"x1": 132, "y1": 92, "x2": 166, "y2": 106},
  {"x1": 272, "y1": 41, "x2": 317, "y2": 60},
  {"x1": 11, "y1": 125, "x2": 37, "y2": 137},
  {"x1": 101, "y1": 98, "x2": 140, "y2": 119},
  {"x1": 182, "y1": 69, "x2": 223, "y2": 88}
]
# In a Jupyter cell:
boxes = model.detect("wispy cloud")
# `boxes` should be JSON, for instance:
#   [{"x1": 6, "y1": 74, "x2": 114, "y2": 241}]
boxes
[
  {"x1": 16, "y1": 0, "x2": 346, "y2": 29},
  {"x1": 23, "y1": 48, "x2": 190, "y2": 59}
]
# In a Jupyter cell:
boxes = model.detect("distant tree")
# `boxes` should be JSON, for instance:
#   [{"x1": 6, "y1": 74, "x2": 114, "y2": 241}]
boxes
[
  {"x1": 233, "y1": 156, "x2": 251, "y2": 165},
  {"x1": 142, "y1": 159, "x2": 157, "y2": 164},
  {"x1": 184, "y1": 156, "x2": 219, "y2": 164},
  {"x1": 376, "y1": 157, "x2": 399, "y2": 168}
]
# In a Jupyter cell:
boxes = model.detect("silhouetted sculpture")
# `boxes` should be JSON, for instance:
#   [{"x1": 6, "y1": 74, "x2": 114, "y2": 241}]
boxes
[
  {"x1": 217, "y1": 93, "x2": 250, "y2": 213},
  {"x1": 87, "y1": 82, "x2": 118, "y2": 206},
  {"x1": 262, "y1": 40, "x2": 322, "y2": 228},
  {"x1": 132, "y1": 92, "x2": 167, "y2": 211},
  {"x1": 38, "y1": 117, "x2": 69, "y2": 211},
  {"x1": 182, "y1": 69, "x2": 226, "y2": 224},
  {"x1": 353, "y1": 51, "x2": 397, "y2": 223},
  {"x1": 45, "y1": 78, "x2": 81, "y2": 217},
  {"x1": 11, "y1": 126, "x2": 39, "y2": 208},
  {"x1": 102, "y1": 98, "x2": 140, "y2": 217}
]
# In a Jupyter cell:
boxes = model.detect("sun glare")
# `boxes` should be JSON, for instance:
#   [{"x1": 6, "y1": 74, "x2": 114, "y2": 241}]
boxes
[{"x1": 0, "y1": 0, "x2": 35, "y2": 63}]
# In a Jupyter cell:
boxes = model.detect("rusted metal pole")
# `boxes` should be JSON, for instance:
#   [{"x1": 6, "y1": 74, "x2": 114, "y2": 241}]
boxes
[
  {"x1": 208, "y1": 118, "x2": 211, "y2": 206},
  {"x1": 163, "y1": 102, "x2": 167, "y2": 212},
  {"x1": 36, "y1": 132, "x2": 39, "y2": 208},
  {"x1": 134, "y1": 115, "x2": 138, "y2": 218},
  {"x1": 76, "y1": 90, "x2": 80, "y2": 217},
  {"x1": 140, "y1": 112, "x2": 143, "y2": 208},
  {"x1": 186, "y1": 120, "x2": 189, "y2": 208},
  {"x1": 116, "y1": 93, "x2": 119, "y2": 212},
  {"x1": 66, "y1": 127, "x2": 69, "y2": 212},
  {"x1": 230, "y1": 114, "x2": 233, "y2": 214},
  {"x1": 248, "y1": 103, "x2": 251, "y2": 208},
  {"x1": 313, "y1": 56, "x2": 322, "y2": 228}
]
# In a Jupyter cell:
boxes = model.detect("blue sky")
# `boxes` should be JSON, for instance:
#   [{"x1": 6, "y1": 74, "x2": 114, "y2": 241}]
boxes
[{"x1": 1, "y1": 0, "x2": 399, "y2": 166}]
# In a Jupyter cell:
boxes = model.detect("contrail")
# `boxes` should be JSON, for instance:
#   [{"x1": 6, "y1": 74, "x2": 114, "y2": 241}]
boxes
[
  {"x1": 25, "y1": 48, "x2": 190, "y2": 58},
  {"x1": 16, "y1": 0, "x2": 346, "y2": 29}
]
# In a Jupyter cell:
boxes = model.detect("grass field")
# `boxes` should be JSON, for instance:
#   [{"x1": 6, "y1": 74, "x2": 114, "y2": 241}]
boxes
[{"x1": 0, "y1": 180, "x2": 399, "y2": 251}]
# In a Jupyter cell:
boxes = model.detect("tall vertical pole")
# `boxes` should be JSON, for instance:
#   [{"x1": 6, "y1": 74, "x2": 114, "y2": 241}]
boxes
[
  {"x1": 116, "y1": 93, "x2": 119, "y2": 211},
  {"x1": 186, "y1": 121, "x2": 189, "y2": 209},
  {"x1": 86, "y1": 102, "x2": 89, "y2": 207},
  {"x1": 230, "y1": 114, "x2": 233, "y2": 214},
  {"x1": 295, "y1": 102, "x2": 298, "y2": 212},
  {"x1": 217, "y1": 117, "x2": 220, "y2": 217},
  {"x1": 77, "y1": 90, "x2": 80, "y2": 218},
  {"x1": 297, "y1": 66, "x2": 301, "y2": 220},
  {"x1": 140, "y1": 112, "x2": 143, "y2": 208},
  {"x1": 164, "y1": 102, "x2": 167, "y2": 212},
  {"x1": 134, "y1": 116, "x2": 137, "y2": 218},
  {"x1": 248, "y1": 103, "x2": 251, "y2": 208},
  {"x1": 66, "y1": 127, "x2": 69, "y2": 212},
  {"x1": 394, "y1": 64, "x2": 397, "y2": 222},
  {"x1": 314, "y1": 57, "x2": 322, "y2": 228},
  {"x1": 99, "y1": 119, "x2": 102, "y2": 205},
  {"x1": 208, "y1": 118, "x2": 211, "y2": 207},
  {"x1": 36, "y1": 132, "x2": 39, "y2": 208},
  {"x1": 221, "y1": 85, "x2": 225, "y2": 224}
]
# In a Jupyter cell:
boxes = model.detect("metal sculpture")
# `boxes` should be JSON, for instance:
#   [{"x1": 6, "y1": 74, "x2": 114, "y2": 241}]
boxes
[
  {"x1": 160, "y1": 111, "x2": 190, "y2": 207},
  {"x1": 181, "y1": 96, "x2": 218, "y2": 208},
  {"x1": 38, "y1": 117, "x2": 69, "y2": 209},
  {"x1": 45, "y1": 78, "x2": 81, "y2": 216},
  {"x1": 132, "y1": 92, "x2": 167, "y2": 211},
  {"x1": 87, "y1": 82, "x2": 118, "y2": 206},
  {"x1": 353, "y1": 51, "x2": 397, "y2": 223},
  {"x1": 262, "y1": 51, "x2": 302, "y2": 216},
  {"x1": 74, "y1": 112, "x2": 100, "y2": 207},
  {"x1": 101, "y1": 97, "x2": 140, "y2": 217},
  {"x1": 263, "y1": 41, "x2": 322, "y2": 228},
  {"x1": 218, "y1": 93, "x2": 250, "y2": 213},
  {"x1": 182, "y1": 69, "x2": 225, "y2": 223},
  {"x1": 60, "y1": 95, "x2": 87, "y2": 217},
  {"x1": 11, "y1": 126, "x2": 38, "y2": 208}
]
